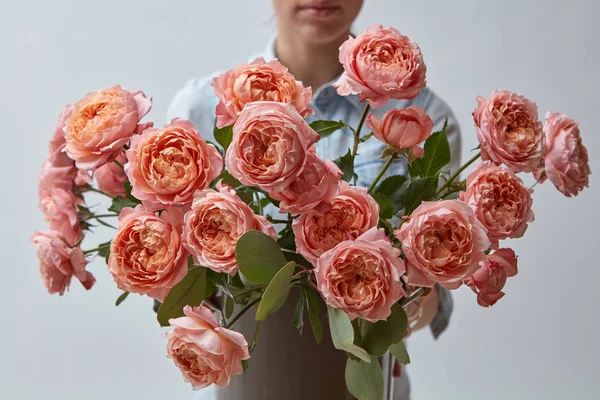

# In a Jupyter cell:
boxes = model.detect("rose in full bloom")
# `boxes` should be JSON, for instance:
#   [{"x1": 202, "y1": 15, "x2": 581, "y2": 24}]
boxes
[
  {"x1": 38, "y1": 160, "x2": 76, "y2": 200},
  {"x1": 64, "y1": 85, "x2": 152, "y2": 170},
  {"x1": 537, "y1": 112, "x2": 590, "y2": 197},
  {"x1": 166, "y1": 304, "x2": 250, "y2": 389},
  {"x1": 459, "y1": 161, "x2": 534, "y2": 249},
  {"x1": 395, "y1": 200, "x2": 491, "y2": 288},
  {"x1": 39, "y1": 188, "x2": 83, "y2": 246},
  {"x1": 464, "y1": 248, "x2": 518, "y2": 307},
  {"x1": 211, "y1": 57, "x2": 313, "y2": 128},
  {"x1": 366, "y1": 106, "x2": 433, "y2": 155},
  {"x1": 31, "y1": 231, "x2": 95, "y2": 295},
  {"x1": 126, "y1": 118, "x2": 223, "y2": 211},
  {"x1": 315, "y1": 228, "x2": 406, "y2": 322},
  {"x1": 474, "y1": 90, "x2": 544, "y2": 172},
  {"x1": 334, "y1": 25, "x2": 427, "y2": 108},
  {"x1": 293, "y1": 181, "x2": 379, "y2": 264},
  {"x1": 226, "y1": 101, "x2": 319, "y2": 192},
  {"x1": 183, "y1": 182, "x2": 276, "y2": 275},
  {"x1": 95, "y1": 153, "x2": 128, "y2": 197},
  {"x1": 269, "y1": 152, "x2": 342, "y2": 215},
  {"x1": 109, "y1": 205, "x2": 188, "y2": 301}
]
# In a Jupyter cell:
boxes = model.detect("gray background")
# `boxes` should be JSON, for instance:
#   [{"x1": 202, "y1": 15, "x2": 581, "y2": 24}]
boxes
[{"x1": 1, "y1": 0, "x2": 599, "y2": 399}]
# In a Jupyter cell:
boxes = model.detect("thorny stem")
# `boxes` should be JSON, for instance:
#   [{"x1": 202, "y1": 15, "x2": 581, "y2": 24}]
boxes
[{"x1": 351, "y1": 103, "x2": 371, "y2": 162}]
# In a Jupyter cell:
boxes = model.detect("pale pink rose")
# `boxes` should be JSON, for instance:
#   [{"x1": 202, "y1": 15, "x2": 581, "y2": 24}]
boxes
[
  {"x1": 39, "y1": 188, "x2": 83, "y2": 247},
  {"x1": 183, "y1": 182, "x2": 276, "y2": 275},
  {"x1": 38, "y1": 159, "x2": 76, "y2": 200},
  {"x1": 74, "y1": 170, "x2": 93, "y2": 186},
  {"x1": 293, "y1": 181, "x2": 379, "y2": 265},
  {"x1": 226, "y1": 101, "x2": 319, "y2": 192},
  {"x1": 315, "y1": 228, "x2": 406, "y2": 322},
  {"x1": 166, "y1": 304, "x2": 250, "y2": 389},
  {"x1": 211, "y1": 57, "x2": 313, "y2": 128},
  {"x1": 395, "y1": 200, "x2": 491, "y2": 288},
  {"x1": 459, "y1": 161, "x2": 534, "y2": 249},
  {"x1": 64, "y1": 85, "x2": 152, "y2": 170},
  {"x1": 538, "y1": 112, "x2": 591, "y2": 197},
  {"x1": 31, "y1": 231, "x2": 95, "y2": 295},
  {"x1": 474, "y1": 90, "x2": 544, "y2": 172},
  {"x1": 95, "y1": 153, "x2": 128, "y2": 197},
  {"x1": 269, "y1": 152, "x2": 342, "y2": 215},
  {"x1": 366, "y1": 106, "x2": 433, "y2": 153},
  {"x1": 334, "y1": 25, "x2": 427, "y2": 108},
  {"x1": 126, "y1": 118, "x2": 223, "y2": 211},
  {"x1": 49, "y1": 104, "x2": 75, "y2": 167},
  {"x1": 464, "y1": 248, "x2": 518, "y2": 307},
  {"x1": 109, "y1": 205, "x2": 188, "y2": 301}
]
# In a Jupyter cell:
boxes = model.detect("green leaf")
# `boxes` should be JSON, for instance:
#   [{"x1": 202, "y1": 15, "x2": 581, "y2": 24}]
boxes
[
  {"x1": 115, "y1": 291, "x2": 129, "y2": 306},
  {"x1": 108, "y1": 196, "x2": 138, "y2": 215},
  {"x1": 218, "y1": 170, "x2": 242, "y2": 188},
  {"x1": 249, "y1": 321, "x2": 263, "y2": 353},
  {"x1": 104, "y1": 246, "x2": 111, "y2": 265},
  {"x1": 361, "y1": 303, "x2": 408, "y2": 356},
  {"x1": 225, "y1": 296, "x2": 234, "y2": 318},
  {"x1": 187, "y1": 255, "x2": 195, "y2": 270},
  {"x1": 381, "y1": 145, "x2": 400, "y2": 159},
  {"x1": 236, "y1": 230, "x2": 289, "y2": 285},
  {"x1": 408, "y1": 125, "x2": 450, "y2": 178},
  {"x1": 292, "y1": 287, "x2": 307, "y2": 334},
  {"x1": 214, "y1": 124, "x2": 233, "y2": 152},
  {"x1": 389, "y1": 341, "x2": 411, "y2": 365},
  {"x1": 327, "y1": 306, "x2": 370, "y2": 363},
  {"x1": 306, "y1": 287, "x2": 323, "y2": 344},
  {"x1": 277, "y1": 227, "x2": 296, "y2": 251},
  {"x1": 375, "y1": 175, "x2": 409, "y2": 198},
  {"x1": 372, "y1": 192, "x2": 394, "y2": 220},
  {"x1": 345, "y1": 356, "x2": 384, "y2": 400},
  {"x1": 124, "y1": 181, "x2": 141, "y2": 204},
  {"x1": 309, "y1": 120, "x2": 347, "y2": 139},
  {"x1": 157, "y1": 266, "x2": 207, "y2": 327},
  {"x1": 334, "y1": 149, "x2": 357, "y2": 183},
  {"x1": 255, "y1": 261, "x2": 296, "y2": 321},
  {"x1": 241, "y1": 359, "x2": 249, "y2": 372},
  {"x1": 97, "y1": 241, "x2": 111, "y2": 258},
  {"x1": 404, "y1": 177, "x2": 438, "y2": 215}
]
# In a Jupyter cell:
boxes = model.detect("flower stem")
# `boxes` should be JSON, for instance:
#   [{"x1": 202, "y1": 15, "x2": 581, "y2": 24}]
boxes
[
  {"x1": 352, "y1": 103, "x2": 371, "y2": 162},
  {"x1": 435, "y1": 152, "x2": 481, "y2": 197},
  {"x1": 225, "y1": 297, "x2": 261, "y2": 329},
  {"x1": 82, "y1": 214, "x2": 119, "y2": 221},
  {"x1": 114, "y1": 160, "x2": 124, "y2": 169},
  {"x1": 267, "y1": 217, "x2": 290, "y2": 224},
  {"x1": 83, "y1": 243, "x2": 111, "y2": 255},
  {"x1": 368, "y1": 155, "x2": 395, "y2": 194},
  {"x1": 85, "y1": 186, "x2": 115, "y2": 199}
]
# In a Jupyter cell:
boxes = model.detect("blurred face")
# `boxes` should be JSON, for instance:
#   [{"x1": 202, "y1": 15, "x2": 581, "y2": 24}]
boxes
[{"x1": 273, "y1": 0, "x2": 364, "y2": 44}]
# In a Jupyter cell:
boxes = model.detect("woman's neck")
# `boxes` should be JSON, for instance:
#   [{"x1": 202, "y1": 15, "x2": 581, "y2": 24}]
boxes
[{"x1": 274, "y1": 29, "x2": 348, "y2": 91}]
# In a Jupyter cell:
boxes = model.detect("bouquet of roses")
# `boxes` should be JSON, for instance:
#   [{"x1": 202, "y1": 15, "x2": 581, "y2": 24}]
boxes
[{"x1": 32, "y1": 25, "x2": 590, "y2": 399}]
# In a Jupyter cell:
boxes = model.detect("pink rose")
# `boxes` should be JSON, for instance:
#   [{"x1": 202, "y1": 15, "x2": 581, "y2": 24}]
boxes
[
  {"x1": 38, "y1": 160, "x2": 76, "y2": 200},
  {"x1": 95, "y1": 153, "x2": 128, "y2": 197},
  {"x1": 166, "y1": 304, "x2": 250, "y2": 389},
  {"x1": 315, "y1": 228, "x2": 406, "y2": 322},
  {"x1": 474, "y1": 90, "x2": 544, "y2": 172},
  {"x1": 126, "y1": 118, "x2": 223, "y2": 211},
  {"x1": 39, "y1": 188, "x2": 83, "y2": 246},
  {"x1": 459, "y1": 161, "x2": 534, "y2": 249},
  {"x1": 109, "y1": 205, "x2": 188, "y2": 301},
  {"x1": 31, "y1": 231, "x2": 95, "y2": 295},
  {"x1": 49, "y1": 104, "x2": 75, "y2": 167},
  {"x1": 334, "y1": 25, "x2": 427, "y2": 108},
  {"x1": 365, "y1": 106, "x2": 433, "y2": 153},
  {"x1": 269, "y1": 152, "x2": 342, "y2": 215},
  {"x1": 64, "y1": 85, "x2": 152, "y2": 170},
  {"x1": 395, "y1": 200, "x2": 491, "y2": 288},
  {"x1": 226, "y1": 101, "x2": 320, "y2": 192},
  {"x1": 183, "y1": 182, "x2": 276, "y2": 275},
  {"x1": 211, "y1": 57, "x2": 313, "y2": 128},
  {"x1": 293, "y1": 181, "x2": 379, "y2": 265},
  {"x1": 464, "y1": 248, "x2": 518, "y2": 307},
  {"x1": 538, "y1": 112, "x2": 591, "y2": 197}
]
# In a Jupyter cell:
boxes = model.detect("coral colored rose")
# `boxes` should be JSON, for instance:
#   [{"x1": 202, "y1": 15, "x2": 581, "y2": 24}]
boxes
[
  {"x1": 474, "y1": 90, "x2": 544, "y2": 172},
  {"x1": 31, "y1": 231, "x2": 95, "y2": 295},
  {"x1": 211, "y1": 57, "x2": 313, "y2": 128},
  {"x1": 395, "y1": 200, "x2": 491, "y2": 288},
  {"x1": 64, "y1": 85, "x2": 152, "y2": 170},
  {"x1": 109, "y1": 206, "x2": 188, "y2": 301},
  {"x1": 464, "y1": 248, "x2": 518, "y2": 307},
  {"x1": 49, "y1": 104, "x2": 75, "y2": 167},
  {"x1": 293, "y1": 181, "x2": 379, "y2": 265},
  {"x1": 95, "y1": 153, "x2": 128, "y2": 197},
  {"x1": 126, "y1": 118, "x2": 223, "y2": 211},
  {"x1": 459, "y1": 161, "x2": 534, "y2": 249},
  {"x1": 226, "y1": 101, "x2": 320, "y2": 192},
  {"x1": 334, "y1": 25, "x2": 427, "y2": 108},
  {"x1": 166, "y1": 305, "x2": 250, "y2": 389},
  {"x1": 39, "y1": 188, "x2": 83, "y2": 246},
  {"x1": 366, "y1": 106, "x2": 433, "y2": 153},
  {"x1": 38, "y1": 159, "x2": 76, "y2": 199},
  {"x1": 315, "y1": 228, "x2": 406, "y2": 322},
  {"x1": 538, "y1": 112, "x2": 591, "y2": 197},
  {"x1": 183, "y1": 182, "x2": 276, "y2": 275},
  {"x1": 269, "y1": 152, "x2": 342, "y2": 215}
]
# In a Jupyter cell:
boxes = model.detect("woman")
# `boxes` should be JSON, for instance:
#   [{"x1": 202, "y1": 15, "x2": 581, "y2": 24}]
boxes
[{"x1": 168, "y1": 1, "x2": 461, "y2": 399}]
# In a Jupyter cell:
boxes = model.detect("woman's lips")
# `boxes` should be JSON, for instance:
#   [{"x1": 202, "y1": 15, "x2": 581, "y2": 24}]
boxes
[{"x1": 297, "y1": 5, "x2": 341, "y2": 18}]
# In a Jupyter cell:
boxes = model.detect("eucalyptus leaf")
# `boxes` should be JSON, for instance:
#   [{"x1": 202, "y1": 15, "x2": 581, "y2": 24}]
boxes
[
  {"x1": 345, "y1": 356, "x2": 384, "y2": 400},
  {"x1": 236, "y1": 230, "x2": 288, "y2": 284},
  {"x1": 306, "y1": 287, "x2": 323, "y2": 344},
  {"x1": 157, "y1": 266, "x2": 207, "y2": 327},
  {"x1": 389, "y1": 341, "x2": 411, "y2": 365},
  {"x1": 292, "y1": 287, "x2": 307, "y2": 334},
  {"x1": 361, "y1": 303, "x2": 408, "y2": 356},
  {"x1": 115, "y1": 291, "x2": 129, "y2": 306},
  {"x1": 214, "y1": 124, "x2": 233, "y2": 152},
  {"x1": 404, "y1": 177, "x2": 438, "y2": 215},
  {"x1": 327, "y1": 306, "x2": 370, "y2": 363},
  {"x1": 255, "y1": 261, "x2": 296, "y2": 321},
  {"x1": 225, "y1": 296, "x2": 234, "y2": 318},
  {"x1": 372, "y1": 192, "x2": 394, "y2": 220},
  {"x1": 309, "y1": 120, "x2": 347, "y2": 139}
]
